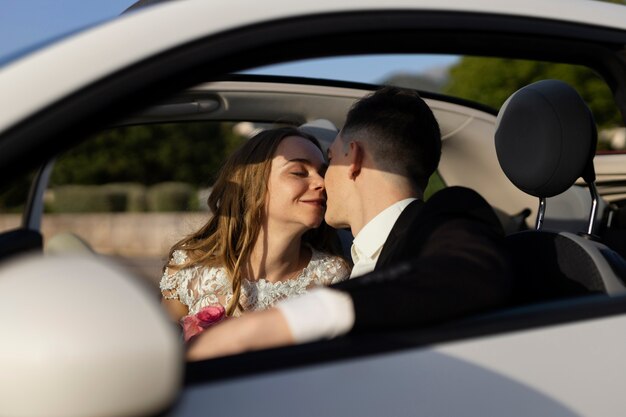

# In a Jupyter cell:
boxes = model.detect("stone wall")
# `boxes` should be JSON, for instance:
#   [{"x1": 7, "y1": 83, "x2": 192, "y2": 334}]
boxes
[
  {"x1": 0, "y1": 212, "x2": 208, "y2": 256},
  {"x1": 0, "y1": 212, "x2": 209, "y2": 285}
]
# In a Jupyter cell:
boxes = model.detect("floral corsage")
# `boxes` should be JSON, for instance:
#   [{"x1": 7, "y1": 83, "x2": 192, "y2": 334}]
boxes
[{"x1": 180, "y1": 305, "x2": 226, "y2": 342}]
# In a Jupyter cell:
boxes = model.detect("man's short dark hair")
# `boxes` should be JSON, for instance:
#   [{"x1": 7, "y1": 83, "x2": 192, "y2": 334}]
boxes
[{"x1": 342, "y1": 86, "x2": 441, "y2": 191}]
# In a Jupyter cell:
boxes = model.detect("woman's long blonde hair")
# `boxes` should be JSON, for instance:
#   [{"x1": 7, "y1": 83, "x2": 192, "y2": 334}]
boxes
[{"x1": 166, "y1": 127, "x2": 344, "y2": 316}]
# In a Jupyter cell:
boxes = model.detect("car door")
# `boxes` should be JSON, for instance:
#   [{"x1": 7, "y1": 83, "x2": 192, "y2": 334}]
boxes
[
  {"x1": 1, "y1": 1, "x2": 626, "y2": 416},
  {"x1": 179, "y1": 295, "x2": 626, "y2": 416}
]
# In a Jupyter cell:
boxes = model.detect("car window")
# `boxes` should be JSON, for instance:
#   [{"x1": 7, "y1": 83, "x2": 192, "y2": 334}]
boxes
[{"x1": 41, "y1": 121, "x2": 246, "y2": 287}]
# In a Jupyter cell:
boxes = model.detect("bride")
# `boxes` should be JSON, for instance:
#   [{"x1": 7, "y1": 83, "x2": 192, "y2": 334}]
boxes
[{"x1": 159, "y1": 127, "x2": 350, "y2": 337}]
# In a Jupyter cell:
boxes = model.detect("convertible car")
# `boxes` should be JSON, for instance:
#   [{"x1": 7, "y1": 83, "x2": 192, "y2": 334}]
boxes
[{"x1": 1, "y1": 0, "x2": 626, "y2": 416}]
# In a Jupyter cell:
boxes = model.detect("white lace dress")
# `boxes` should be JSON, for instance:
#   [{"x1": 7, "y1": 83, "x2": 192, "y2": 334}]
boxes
[{"x1": 160, "y1": 248, "x2": 350, "y2": 316}]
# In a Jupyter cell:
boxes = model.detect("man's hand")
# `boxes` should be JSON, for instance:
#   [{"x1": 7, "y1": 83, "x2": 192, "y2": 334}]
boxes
[{"x1": 186, "y1": 307, "x2": 294, "y2": 361}]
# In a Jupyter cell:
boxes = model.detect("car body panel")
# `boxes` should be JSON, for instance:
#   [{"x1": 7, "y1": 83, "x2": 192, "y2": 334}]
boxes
[
  {"x1": 1, "y1": 0, "x2": 626, "y2": 134},
  {"x1": 1, "y1": 1, "x2": 626, "y2": 416},
  {"x1": 175, "y1": 313, "x2": 626, "y2": 417}
]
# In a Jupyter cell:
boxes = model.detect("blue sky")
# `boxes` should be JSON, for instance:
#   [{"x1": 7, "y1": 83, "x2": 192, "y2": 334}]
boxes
[
  {"x1": 0, "y1": 1, "x2": 133, "y2": 59},
  {"x1": 245, "y1": 55, "x2": 458, "y2": 85},
  {"x1": 0, "y1": 0, "x2": 457, "y2": 83}
]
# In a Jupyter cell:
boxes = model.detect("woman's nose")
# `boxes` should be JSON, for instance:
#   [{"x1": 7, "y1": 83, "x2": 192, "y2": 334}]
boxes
[{"x1": 311, "y1": 173, "x2": 324, "y2": 190}]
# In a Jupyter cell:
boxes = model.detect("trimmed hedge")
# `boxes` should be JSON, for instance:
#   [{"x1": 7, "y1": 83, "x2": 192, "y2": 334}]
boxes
[
  {"x1": 146, "y1": 182, "x2": 197, "y2": 212},
  {"x1": 49, "y1": 182, "x2": 198, "y2": 213},
  {"x1": 103, "y1": 183, "x2": 147, "y2": 212},
  {"x1": 51, "y1": 185, "x2": 118, "y2": 213}
]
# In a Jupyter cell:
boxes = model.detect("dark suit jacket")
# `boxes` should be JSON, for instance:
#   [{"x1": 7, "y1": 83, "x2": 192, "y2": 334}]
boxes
[{"x1": 331, "y1": 186, "x2": 513, "y2": 332}]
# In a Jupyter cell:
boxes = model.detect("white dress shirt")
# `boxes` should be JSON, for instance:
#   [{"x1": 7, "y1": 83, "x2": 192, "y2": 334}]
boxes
[
  {"x1": 350, "y1": 198, "x2": 417, "y2": 278},
  {"x1": 277, "y1": 198, "x2": 417, "y2": 343}
]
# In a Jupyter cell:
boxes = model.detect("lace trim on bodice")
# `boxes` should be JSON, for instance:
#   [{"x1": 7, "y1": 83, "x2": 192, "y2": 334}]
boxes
[{"x1": 160, "y1": 248, "x2": 350, "y2": 316}]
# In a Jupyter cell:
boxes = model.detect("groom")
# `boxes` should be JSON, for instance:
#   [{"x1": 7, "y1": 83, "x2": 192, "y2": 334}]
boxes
[{"x1": 187, "y1": 86, "x2": 513, "y2": 360}]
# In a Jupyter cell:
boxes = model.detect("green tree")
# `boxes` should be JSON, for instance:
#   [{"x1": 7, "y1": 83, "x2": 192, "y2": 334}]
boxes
[
  {"x1": 444, "y1": 58, "x2": 622, "y2": 129},
  {"x1": 50, "y1": 122, "x2": 245, "y2": 187},
  {"x1": 0, "y1": 172, "x2": 34, "y2": 213},
  {"x1": 383, "y1": 72, "x2": 446, "y2": 92}
]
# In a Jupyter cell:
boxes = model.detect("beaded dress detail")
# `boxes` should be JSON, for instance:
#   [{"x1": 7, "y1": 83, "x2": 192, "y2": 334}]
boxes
[{"x1": 160, "y1": 248, "x2": 350, "y2": 316}]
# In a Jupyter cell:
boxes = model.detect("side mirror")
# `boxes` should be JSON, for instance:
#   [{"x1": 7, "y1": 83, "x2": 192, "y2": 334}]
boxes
[{"x1": 0, "y1": 254, "x2": 182, "y2": 417}]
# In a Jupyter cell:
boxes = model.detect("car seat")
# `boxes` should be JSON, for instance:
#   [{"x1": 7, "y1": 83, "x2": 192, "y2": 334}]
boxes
[{"x1": 495, "y1": 79, "x2": 626, "y2": 304}]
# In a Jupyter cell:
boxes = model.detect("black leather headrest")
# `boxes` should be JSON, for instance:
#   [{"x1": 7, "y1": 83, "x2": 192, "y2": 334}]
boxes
[{"x1": 495, "y1": 80, "x2": 597, "y2": 198}]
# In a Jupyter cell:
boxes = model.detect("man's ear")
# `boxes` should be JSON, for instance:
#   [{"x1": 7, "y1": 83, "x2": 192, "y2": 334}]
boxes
[{"x1": 347, "y1": 141, "x2": 363, "y2": 180}]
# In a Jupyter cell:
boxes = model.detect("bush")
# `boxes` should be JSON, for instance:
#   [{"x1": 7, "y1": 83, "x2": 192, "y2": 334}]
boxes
[
  {"x1": 147, "y1": 182, "x2": 197, "y2": 212},
  {"x1": 424, "y1": 171, "x2": 446, "y2": 201},
  {"x1": 49, "y1": 182, "x2": 197, "y2": 213},
  {"x1": 51, "y1": 183, "x2": 148, "y2": 213},
  {"x1": 51, "y1": 185, "x2": 114, "y2": 213},
  {"x1": 0, "y1": 171, "x2": 35, "y2": 214},
  {"x1": 103, "y1": 183, "x2": 147, "y2": 212}
]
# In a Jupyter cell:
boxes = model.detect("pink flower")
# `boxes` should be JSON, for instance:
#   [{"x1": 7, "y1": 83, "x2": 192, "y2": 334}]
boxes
[
  {"x1": 196, "y1": 305, "x2": 226, "y2": 327},
  {"x1": 181, "y1": 315, "x2": 202, "y2": 342},
  {"x1": 181, "y1": 305, "x2": 226, "y2": 342}
]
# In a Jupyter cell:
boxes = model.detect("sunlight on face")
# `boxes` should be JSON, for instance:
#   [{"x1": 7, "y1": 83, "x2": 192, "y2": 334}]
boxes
[{"x1": 265, "y1": 136, "x2": 327, "y2": 232}]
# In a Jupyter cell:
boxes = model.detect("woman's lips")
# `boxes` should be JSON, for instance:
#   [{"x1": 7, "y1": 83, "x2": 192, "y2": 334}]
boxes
[{"x1": 301, "y1": 198, "x2": 326, "y2": 208}]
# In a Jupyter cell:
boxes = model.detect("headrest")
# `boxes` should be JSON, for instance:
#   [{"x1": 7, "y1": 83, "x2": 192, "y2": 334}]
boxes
[
  {"x1": 495, "y1": 80, "x2": 597, "y2": 198},
  {"x1": 300, "y1": 119, "x2": 338, "y2": 153}
]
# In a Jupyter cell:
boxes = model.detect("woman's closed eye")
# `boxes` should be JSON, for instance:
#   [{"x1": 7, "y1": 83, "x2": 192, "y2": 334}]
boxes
[{"x1": 285, "y1": 160, "x2": 325, "y2": 178}]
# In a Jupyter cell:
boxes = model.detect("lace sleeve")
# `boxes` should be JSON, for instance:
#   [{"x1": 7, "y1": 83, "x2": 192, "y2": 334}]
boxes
[
  {"x1": 159, "y1": 250, "x2": 189, "y2": 300},
  {"x1": 160, "y1": 251, "x2": 232, "y2": 315},
  {"x1": 309, "y1": 251, "x2": 351, "y2": 286},
  {"x1": 327, "y1": 256, "x2": 351, "y2": 284}
]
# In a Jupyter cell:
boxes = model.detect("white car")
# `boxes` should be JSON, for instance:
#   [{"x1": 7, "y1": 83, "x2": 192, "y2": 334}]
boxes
[{"x1": 1, "y1": 1, "x2": 626, "y2": 416}]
